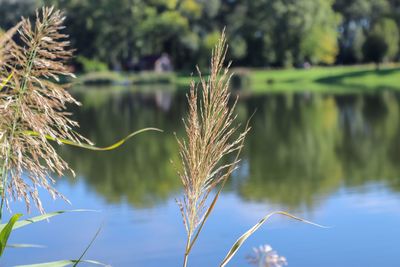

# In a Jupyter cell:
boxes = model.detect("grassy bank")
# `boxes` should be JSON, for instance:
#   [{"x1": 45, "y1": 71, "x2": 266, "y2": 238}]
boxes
[
  {"x1": 248, "y1": 64, "x2": 400, "y2": 93},
  {"x1": 76, "y1": 71, "x2": 176, "y2": 86},
  {"x1": 77, "y1": 64, "x2": 400, "y2": 93}
]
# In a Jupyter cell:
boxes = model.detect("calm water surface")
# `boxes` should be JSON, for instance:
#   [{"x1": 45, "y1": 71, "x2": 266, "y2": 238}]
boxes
[{"x1": 3, "y1": 87, "x2": 400, "y2": 267}]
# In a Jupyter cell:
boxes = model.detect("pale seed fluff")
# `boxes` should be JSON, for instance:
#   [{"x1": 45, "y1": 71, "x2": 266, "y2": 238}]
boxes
[
  {"x1": 176, "y1": 30, "x2": 248, "y2": 241},
  {"x1": 0, "y1": 7, "x2": 87, "y2": 213}
]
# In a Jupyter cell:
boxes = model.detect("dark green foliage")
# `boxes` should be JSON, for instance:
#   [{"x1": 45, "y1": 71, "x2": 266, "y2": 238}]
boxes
[
  {"x1": 0, "y1": 0, "x2": 37, "y2": 29},
  {"x1": 363, "y1": 18, "x2": 400, "y2": 65},
  {"x1": 1, "y1": 0, "x2": 400, "y2": 68},
  {"x1": 76, "y1": 56, "x2": 109, "y2": 73},
  {"x1": 363, "y1": 34, "x2": 388, "y2": 65},
  {"x1": 352, "y1": 27, "x2": 366, "y2": 62}
]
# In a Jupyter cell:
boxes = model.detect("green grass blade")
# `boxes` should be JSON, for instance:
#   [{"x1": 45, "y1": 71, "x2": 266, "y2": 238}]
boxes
[
  {"x1": 23, "y1": 128, "x2": 162, "y2": 151},
  {"x1": 0, "y1": 210, "x2": 94, "y2": 232},
  {"x1": 14, "y1": 259, "x2": 108, "y2": 267},
  {"x1": 72, "y1": 224, "x2": 102, "y2": 267},
  {"x1": 0, "y1": 213, "x2": 22, "y2": 256},
  {"x1": 0, "y1": 73, "x2": 13, "y2": 91},
  {"x1": 220, "y1": 211, "x2": 327, "y2": 267}
]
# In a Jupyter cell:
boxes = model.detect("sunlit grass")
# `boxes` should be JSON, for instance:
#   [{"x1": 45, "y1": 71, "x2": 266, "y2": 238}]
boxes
[
  {"x1": 249, "y1": 64, "x2": 400, "y2": 92},
  {"x1": 74, "y1": 63, "x2": 400, "y2": 94}
]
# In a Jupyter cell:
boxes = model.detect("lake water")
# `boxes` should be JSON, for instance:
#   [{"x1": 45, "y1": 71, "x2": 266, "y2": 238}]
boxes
[{"x1": 3, "y1": 87, "x2": 400, "y2": 267}]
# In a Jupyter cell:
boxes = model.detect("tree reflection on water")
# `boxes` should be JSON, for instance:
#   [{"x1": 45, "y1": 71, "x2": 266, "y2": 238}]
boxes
[{"x1": 60, "y1": 88, "x2": 400, "y2": 211}]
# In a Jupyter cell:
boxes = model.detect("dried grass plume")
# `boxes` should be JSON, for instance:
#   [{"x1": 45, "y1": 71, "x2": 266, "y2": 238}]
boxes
[
  {"x1": 0, "y1": 7, "x2": 87, "y2": 213},
  {"x1": 176, "y1": 30, "x2": 249, "y2": 266}
]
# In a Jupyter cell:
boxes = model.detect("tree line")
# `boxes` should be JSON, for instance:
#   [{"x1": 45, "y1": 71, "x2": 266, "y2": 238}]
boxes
[{"x1": 1, "y1": 0, "x2": 399, "y2": 70}]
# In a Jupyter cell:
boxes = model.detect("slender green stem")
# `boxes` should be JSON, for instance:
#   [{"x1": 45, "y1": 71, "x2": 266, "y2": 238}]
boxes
[
  {"x1": 0, "y1": 25, "x2": 41, "y2": 219},
  {"x1": 0, "y1": 163, "x2": 7, "y2": 222},
  {"x1": 72, "y1": 224, "x2": 103, "y2": 267},
  {"x1": 183, "y1": 234, "x2": 191, "y2": 267},
  {"x1": 183, "y1": 253, "x2": 188, "y2": 267}
]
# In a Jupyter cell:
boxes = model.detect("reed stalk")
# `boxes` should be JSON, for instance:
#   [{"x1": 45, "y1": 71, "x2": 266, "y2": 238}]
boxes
[
  {"x1": 176, "y1": 30, "x2": 249, "y2": 267},
  {"x1": 0, "y1": 6, "x2": 161, "y2": 219},
  {"x1": 0, "y1": 7, "x2": 88, "y2": 215}
]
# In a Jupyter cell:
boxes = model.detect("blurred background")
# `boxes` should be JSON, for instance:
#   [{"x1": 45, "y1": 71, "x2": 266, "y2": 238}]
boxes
[
  {"x1": 1, "y1": 0, "x2": 400, "y2": 267},
  {"x1": 1, "y1": 0, "x2": 400, "y2": 71}
]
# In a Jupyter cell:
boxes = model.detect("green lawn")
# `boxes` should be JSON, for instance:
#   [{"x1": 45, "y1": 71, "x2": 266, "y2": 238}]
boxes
[
  {"x1": 77, "y1": 64, "x2": 400, "y2": 93},
  {"x1": 175, "y1": 64, "x2": 400, "y2": 93},
  {"x1": 247, "y1": 64, "x2": 400, "y2": 93}
]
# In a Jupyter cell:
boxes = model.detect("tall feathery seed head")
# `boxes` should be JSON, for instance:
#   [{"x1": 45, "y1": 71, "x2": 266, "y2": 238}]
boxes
[
  {"x1": 176, "y1": 30, "x2": 248, "y2": 239},
  {"x1": 0, "y1": 7, "x2": 87, "y2": 213}
]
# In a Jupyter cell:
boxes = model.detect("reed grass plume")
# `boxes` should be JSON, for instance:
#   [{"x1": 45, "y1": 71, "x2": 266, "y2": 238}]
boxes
[
  {"x1": 0, "y1": 7, "x2": 87, "y2": 214},
  {"x1": 176, "y1": 30, "x2": 249, "y2": 266}
]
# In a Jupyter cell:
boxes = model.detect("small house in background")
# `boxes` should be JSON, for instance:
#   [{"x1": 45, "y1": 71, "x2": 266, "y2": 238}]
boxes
[
  {"x1": 155, "y1": 53, "x2": 173, "y2": 72},
  {"x1": 129, "y1": 53, "x2": 173, "y2": 72}
]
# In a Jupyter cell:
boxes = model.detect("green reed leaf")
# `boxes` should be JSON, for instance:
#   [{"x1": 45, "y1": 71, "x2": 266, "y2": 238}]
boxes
[
  {"x1": 23, "y1": 128, "x2": 162, "y2": 151},
  {"x1": 0, "y1": 210, "x2": 94, "y2": 232},
  {"x1": 0, "y1": 213, "x2": 22, "y2": 256},
  {"x1": 0, "y1": 73, "x2": 13, "y2": 91},
  {"x1": 220, "y1": 211, "x2": 327, "y2": 267},
  {"x1": 14, "y1": 260, "x2": 108, "y2": 267},
  {"x1": 72, "y1": 224, "x2": 103, "y2": 267}
]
